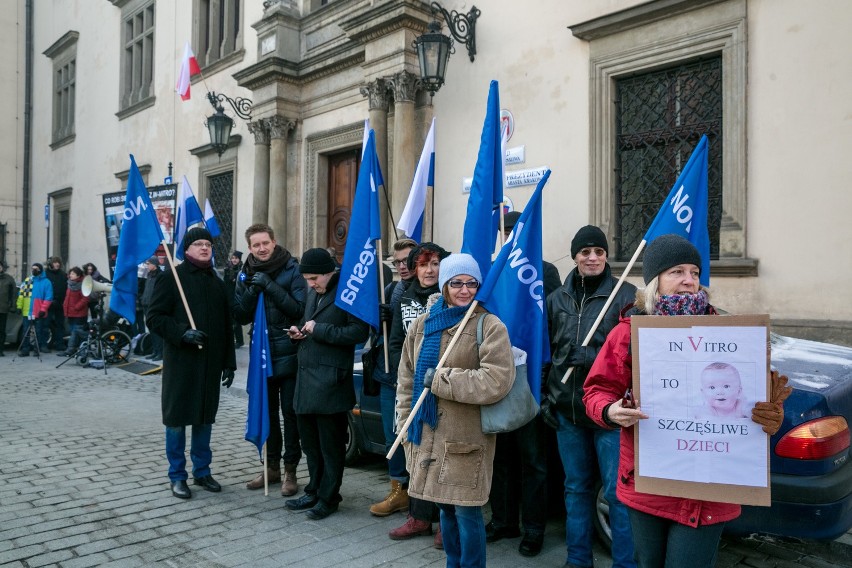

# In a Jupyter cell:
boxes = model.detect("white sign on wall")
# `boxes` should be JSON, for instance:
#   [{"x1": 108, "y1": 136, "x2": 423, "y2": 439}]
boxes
[{"x1": 505, "y1": 166, "x2": 549, "y2": 188}]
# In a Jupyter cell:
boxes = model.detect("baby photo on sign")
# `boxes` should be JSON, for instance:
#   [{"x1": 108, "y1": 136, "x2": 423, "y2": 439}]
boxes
[{"x1": 692, "y1": 361, "x2": 755, "y2": 420}]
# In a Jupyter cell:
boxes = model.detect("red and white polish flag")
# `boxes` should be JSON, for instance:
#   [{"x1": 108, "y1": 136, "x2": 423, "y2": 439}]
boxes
[{"x1": 175, "y1": 41, "x2": 201, "y2": 101}]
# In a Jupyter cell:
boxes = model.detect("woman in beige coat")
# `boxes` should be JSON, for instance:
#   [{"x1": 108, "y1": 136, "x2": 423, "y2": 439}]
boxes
[{"x1": 396, "y1": 253, "x2": 515, "y2": 568}]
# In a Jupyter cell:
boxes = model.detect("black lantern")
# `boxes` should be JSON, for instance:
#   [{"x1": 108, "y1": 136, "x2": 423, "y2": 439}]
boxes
[
  {"x1": 414, "y1": 2, "x2": 480, "y2": 98},
  {"x1": 205, "y1": 91, "x2": 253, "y2": 157}
]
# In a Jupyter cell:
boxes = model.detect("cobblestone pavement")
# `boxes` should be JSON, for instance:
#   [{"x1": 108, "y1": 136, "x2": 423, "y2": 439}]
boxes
[{"x1": 2, "y1": 355, "x2": 852, "y2": 568}]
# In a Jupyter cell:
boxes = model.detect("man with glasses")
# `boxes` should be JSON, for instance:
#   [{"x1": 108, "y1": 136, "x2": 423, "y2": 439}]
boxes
[
  {"x1": 542, "y1": 225, "x2": 638, "y2": 568},
  {"x1": 147, "y1": 227, "x2": 237, "y2": 500}
]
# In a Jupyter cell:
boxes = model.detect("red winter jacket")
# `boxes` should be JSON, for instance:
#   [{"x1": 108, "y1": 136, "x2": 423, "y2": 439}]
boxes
[
  {"x1": 582, "y1": 306, "x2": 741, "y2": 528},
  {"x1": 64, "y1": 287, "x2": 89, "y2": 318}
]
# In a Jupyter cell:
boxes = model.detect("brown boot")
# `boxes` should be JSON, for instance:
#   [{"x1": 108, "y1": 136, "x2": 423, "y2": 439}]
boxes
[
  {"x1": 389, "y1": 515, "x2": 432, "y2": 540},
  {"x1": 246, "y1": 465, "x2": 281, "y2": 490},
  {"x1": 369, "y1": 480, "x2": 409, "y2": 517},
  {"x1": 281, "y1": 463, "x2": 298, "y2": 497}
]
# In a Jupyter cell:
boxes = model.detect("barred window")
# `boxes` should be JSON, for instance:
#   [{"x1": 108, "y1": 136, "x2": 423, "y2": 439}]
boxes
[
  {"x1": 207, "y1": 171, "x2": 234, "y2": 268},
  {"x1": 119, "y1": 1, "x2": 155, "y2": 115},
  {"x1": 614, "y1": 56, "x2": 723, "y2": 261},
  {"x1": 195, "y1": 0, "x2": 243, "y2": 69}
]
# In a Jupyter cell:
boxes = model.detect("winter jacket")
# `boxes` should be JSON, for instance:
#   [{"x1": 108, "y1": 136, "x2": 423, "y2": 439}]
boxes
[
  {"x1": 233, "y1": 255, "x2": 306, "y2": 377},
  {"x1": 147, "y1": 261, "x2": 236, "y2": 427},
  {"x1": 545, "y1": 264, "x2": 636, "y2": 426},
  {"x1": 396, "y1": 298, "x2": 515, "y2": 507},
  {"x1": 388, "y1": 279, "x2": 439, "y2": 376},
  {"x1": 0, "y1": 272, "x2": 16, "y2": 314},
  {"x1": 292, "y1": 272, "x2": 369, "y2": 415},
  {"x1": 140, "y1": 268, "x2": 161, "y2": 310},
  {"x1": 16, "y1": 273, "x2": 53, "y2": 318},
  {"x1": 63, "y1": 286, "x2": 89, "y2": 318},
  {"x1": 46, "y1": 267, "x2": 67, "y2": 306},
  {"x1": 582, "y1": 304, "x2": 739, "y2": 528}
]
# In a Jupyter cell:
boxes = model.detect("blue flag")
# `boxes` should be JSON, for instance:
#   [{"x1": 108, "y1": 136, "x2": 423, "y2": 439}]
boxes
[
  {"x1": 462, "y1": 80, "x2": 504, "y2": 283},
  {"x1": 643, "y1": 135, "x2": 711, "y2": 286},
  {"x1": 245, "y1": 292, "x2": 271, "y2": 459},
  {"x1": 204, "y1": 198, "x2": 221, "y2": 238},
  {"x1": 477, "y1": 170, "x2": 551, "y2": 403},
  {"x1": 335, "y1": 130, "x2": 383, "y2": 329},
  {"x1": 174, "y1": 176, "x2": 205, "y2": 261},
  {"x1": 109, "y1": 155, "x2": 164, "y2": 323}
]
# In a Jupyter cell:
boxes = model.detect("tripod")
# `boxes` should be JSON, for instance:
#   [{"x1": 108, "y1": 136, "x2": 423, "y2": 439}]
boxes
[{"x1": 15, "y1": 317, "x2": 42, "y2": 360}]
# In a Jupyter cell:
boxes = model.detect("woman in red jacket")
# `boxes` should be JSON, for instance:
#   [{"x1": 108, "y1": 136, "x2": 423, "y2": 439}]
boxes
[
  {"x1": 60, "y1": 267, "x2": 89, "y2": 357},
  {"x1": 582, "y1": 234, "x2": 791, "y2": 568}
]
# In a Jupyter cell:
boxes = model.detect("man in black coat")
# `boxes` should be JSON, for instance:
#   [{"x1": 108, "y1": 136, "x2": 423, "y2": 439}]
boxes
[
  {"x1": 223, "y1": 250, "x2": 244, "y2": 348},
  {"x1": 147, "y1": 227, "x2": 237, "y2": 500},
  {"x1": 284, "y1": 248, "x2": 369, "y2": 520},
  {"x1": 45, "y1": 256, "x2": 67, "y2": 351},
  {"x1": 233, "y1": 223, "x2": 307, "y2": 496}
]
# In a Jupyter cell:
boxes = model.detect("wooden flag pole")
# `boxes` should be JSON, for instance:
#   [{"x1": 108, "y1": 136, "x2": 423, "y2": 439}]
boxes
[
  {"x1": 560, "y1": 240, "x2": 646, "y2": 384},
  {"x1": 376, "y1": 238, "x2": 391, "y2": 371},
  {"x1": 386, "y1": 300, "x2": 479, "y2": 459},
  {"x1": 161, "y1": 242, "x2": 202, "y2": 349},
  {"x1": 263, "y1": 444, "x2": 268, "y2": 496}
]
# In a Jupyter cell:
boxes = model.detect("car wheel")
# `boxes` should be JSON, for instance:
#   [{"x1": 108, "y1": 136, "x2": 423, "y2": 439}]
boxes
[
  {"x1": 344, "y1": 413, "x2": 362, "y2": 467},
  {"x1": 593, "y1": 482, "x2": 613, "y2": 550}
]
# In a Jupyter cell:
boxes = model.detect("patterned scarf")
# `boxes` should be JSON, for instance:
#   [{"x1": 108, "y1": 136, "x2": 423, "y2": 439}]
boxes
[
  {"x1": 654, "y1": 290, "x2": 710, "y2": 316},
  {"x1": 409, "y1": 297, "x2": 468, "y2": 445}
]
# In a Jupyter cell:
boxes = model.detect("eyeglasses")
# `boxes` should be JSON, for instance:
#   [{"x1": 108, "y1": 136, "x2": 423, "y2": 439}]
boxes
[
  {"x1": 392, "y1": 258, "x2": 408, "y2": 266},
  {"x1": 448, "y1": 280, "x2": 480, "y2": 289},
  {"x1": 577, "y1": 247, "x2": 606, "y2": 258},
  {"x1": 189, "y1": 241, "x2": 213, "y2": 249}
]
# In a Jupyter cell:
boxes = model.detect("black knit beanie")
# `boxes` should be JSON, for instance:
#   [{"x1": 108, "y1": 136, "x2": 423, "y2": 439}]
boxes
[
  {"x1": 299, "y1": 248, "x2": 336, "y2": 275},
  {"x1": 406, "y1": 242, "x2": 450, "y2": 272},
  {"x1": 503, "y1": 211, "x2": 521, "y2": 231},
  {"x1": 571, "y1": 225, "x2": 608, "y2": 258},
  {"x1": 183, "y1": 227, "x2": 213, "y2": 251},
  {"x1": 642, "y1": 234, "x2": 702, "y2": 284}
]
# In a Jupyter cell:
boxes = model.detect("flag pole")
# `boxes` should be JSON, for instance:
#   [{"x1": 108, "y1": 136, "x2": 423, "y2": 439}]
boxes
[
  {"x1": 387, "y1": 300, "x2": 479, "y2": 459},
  {"x1": 560, "y1": 240, "x2": 646, "y2": 384},
  {"x1": 376, "y1": 238, "x2": 390, "y2": 371},
  {"x1": 161, "y1": 240, "x2": 202, "y2": 348},
  {"x1": 263, "y1": 443, "x2": 268, "y2": 496}
]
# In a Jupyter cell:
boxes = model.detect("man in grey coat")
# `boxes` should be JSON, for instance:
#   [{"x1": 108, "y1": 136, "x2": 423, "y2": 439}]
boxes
[{"x1": 284, "y1": 248, "x2": 369, "y2": 520}]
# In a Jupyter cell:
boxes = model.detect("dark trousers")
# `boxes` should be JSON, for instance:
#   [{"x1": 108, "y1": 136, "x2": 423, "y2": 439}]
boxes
[
  {"x1": 628, "y1": 508, "x2": 725, "y2": 568},
  {"x1": 233, "y1": 320, "x2": 244, "y2": 347},
  {"x1": 143, "y1": 313, "x2": 163, "y2": 357},
  {"x1": 0, "y1": 312, "x2": 7, "y2": 353},
  {"x1": 46, "y1": 305, "x2": 65, "y2": 349},
  {"x1": 297, "y1": 412, "x2": 348, "y2": 506},
  {"x1": 489, "y1": 415, "x2": 548, "y2": 534},
  {"x1": 267, "y1": 374, "x2": 301, "y2": 466}
]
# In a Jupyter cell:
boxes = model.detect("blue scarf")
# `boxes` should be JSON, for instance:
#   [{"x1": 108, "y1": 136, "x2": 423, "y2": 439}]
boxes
[{"x1": 409, "y1": 297, "x2": 468, "y2": 445}]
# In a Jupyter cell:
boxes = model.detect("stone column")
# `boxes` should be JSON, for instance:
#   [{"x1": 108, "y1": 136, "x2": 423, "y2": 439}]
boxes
[
  {"x1": 389, "y1": 70, "x2": 420, "y2": 247},
  {"x1": 360, "y1": 78, "x2": 391, "y2": 250},
  {"x1": 268, "y1": 115, "x2": 295, "y2": 243},
  {"x1": 248, "y1": 119, "x2": 270, "y2": 224}
]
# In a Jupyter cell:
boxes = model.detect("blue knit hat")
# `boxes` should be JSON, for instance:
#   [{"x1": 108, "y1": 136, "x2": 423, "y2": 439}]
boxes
[{"x1": 438, "y1": 253, "x2": 482, "y2": 291}]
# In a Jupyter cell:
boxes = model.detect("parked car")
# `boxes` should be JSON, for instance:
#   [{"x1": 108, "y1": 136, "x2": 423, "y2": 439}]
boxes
[
  {"x1": 4, "y1": 310, "x2": 23, "y2": 347},
  {"x1": 348, "y1": 333, "x2": 852, "y2": 543}
]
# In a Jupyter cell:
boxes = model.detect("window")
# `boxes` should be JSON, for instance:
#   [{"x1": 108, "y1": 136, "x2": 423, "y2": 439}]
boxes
[
  {"x1": 614, "y1": 56, "x2": 723, "y2": 260},
  {"x1": 43, "y1": 31, "x2": 78, "y2": 148},
  {"x1": 194, "y1": 0, "x2": 243, "y2": 71},
  {"x1": 572, "y1": 0, "x2": 754, "y2": 274},
  {"x1": 118, "y1": 0, "x2": 155, "y2": 116},
  {"x1": 50, "y1": 189, "x2": 72, "y2": 265}
]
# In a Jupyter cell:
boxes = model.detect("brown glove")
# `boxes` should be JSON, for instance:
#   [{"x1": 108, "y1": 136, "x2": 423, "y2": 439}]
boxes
[{"x1": 751, "y1": 371, "x2": 792, "y2": 435}]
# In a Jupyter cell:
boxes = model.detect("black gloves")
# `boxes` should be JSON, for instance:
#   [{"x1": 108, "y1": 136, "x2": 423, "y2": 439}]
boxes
[
  {"x1": 221, "y1": 368, "x2": 235, "y2": 388},
  {"x1": 539, "y1": 395, "x2": 559, "y2": 430},
  {"x1": 424, "y1": 367, "x2": 436, "y2": 389},
  {"x1": 251, "y1": 272, "x2": 272, "y2": 290},
  {"x1": 181, "y1": 329, "x2": 207, "y2": 347},
  {"x1": 379, "y1": 303, "x2": 393, "y2": 324}
]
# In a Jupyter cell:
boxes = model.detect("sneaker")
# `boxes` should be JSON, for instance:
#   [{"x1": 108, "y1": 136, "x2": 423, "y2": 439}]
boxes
[{"x1": 389, "y1": 515, "x2": 432, "y2": 540}]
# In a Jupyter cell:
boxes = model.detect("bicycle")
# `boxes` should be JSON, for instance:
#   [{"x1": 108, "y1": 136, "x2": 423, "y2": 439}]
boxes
[{"x1": 55, "y1": 296, "x2": 132, "y2": 373}]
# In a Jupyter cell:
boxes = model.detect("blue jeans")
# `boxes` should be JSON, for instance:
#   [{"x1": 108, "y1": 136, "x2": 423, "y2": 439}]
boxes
[
  {"x1": 165, "y1": 424, "x2": 212, "y2": 482},
  {"x1": 556, "y1": 414, "x2": 636, "y2": 568},
  {"x1": 380, "y1": 383, "x2": 408, "y2": 482},
  {"x1": 628, "y1": 508, "x2": 724, "y2": 568},
  {"x1": 438, "y1": 503, "x2": 486, "y2": 568}
]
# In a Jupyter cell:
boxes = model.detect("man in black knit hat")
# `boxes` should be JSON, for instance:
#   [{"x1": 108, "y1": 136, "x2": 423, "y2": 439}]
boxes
[{"x1": 147, "y1": 226, "x2": 237, "y2": 500}]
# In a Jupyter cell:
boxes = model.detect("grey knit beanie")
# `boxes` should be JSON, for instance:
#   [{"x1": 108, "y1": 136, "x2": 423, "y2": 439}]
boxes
[
  {"x1": 438, "y1": 253, "x2": 482, "y2": 291},
  {"x1": 642, "y1": 234, "x2": 702, "y2": 284}
]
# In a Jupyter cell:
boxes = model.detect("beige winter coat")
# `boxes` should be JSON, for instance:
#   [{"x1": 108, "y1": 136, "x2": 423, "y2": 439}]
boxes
[{"x1": 396, "y1": 302, "x2": 515, "y2": 507}]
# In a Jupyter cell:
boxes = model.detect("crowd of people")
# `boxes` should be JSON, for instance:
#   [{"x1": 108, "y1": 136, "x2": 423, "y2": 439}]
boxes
[{"x1": 5, "y1": 219, "x2": 792, "y2": 568}]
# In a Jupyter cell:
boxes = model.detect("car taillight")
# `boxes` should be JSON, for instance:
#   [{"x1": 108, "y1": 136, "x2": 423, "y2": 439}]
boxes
[{"x1": 775, "y1": 416, "x2": 850, "y2": 460}]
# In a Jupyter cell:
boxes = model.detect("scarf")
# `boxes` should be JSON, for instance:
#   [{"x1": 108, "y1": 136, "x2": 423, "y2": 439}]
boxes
[
  {"x1": 409, "y1": 297, "x2": 469, "y2": 445},
  {"x1": 242, "y1": 245, "x2": 291, "y2": 278},
  {"x1": 184, "y1": 253, "x2": 213, "y2": 270},
  {"x1": 653, "y1": 290, "x2": 710, "y2": 316},
  {"x1": 67, "y1": 279, "x2": 82, "y2": 292}
]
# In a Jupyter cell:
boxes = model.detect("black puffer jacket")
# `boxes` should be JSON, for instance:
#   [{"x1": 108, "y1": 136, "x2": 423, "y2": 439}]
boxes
[
  {"x1": 233, "y1": 256, "x2": 306, "y2": 377},
  {"x1": 545, "y1": 264, "x2": 637, "y2": 427}
]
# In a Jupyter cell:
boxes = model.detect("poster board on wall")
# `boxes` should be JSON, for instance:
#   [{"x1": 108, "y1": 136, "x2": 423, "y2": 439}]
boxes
[{"x1": 631, "y1": 314, "x2": 771, "y2": 507}]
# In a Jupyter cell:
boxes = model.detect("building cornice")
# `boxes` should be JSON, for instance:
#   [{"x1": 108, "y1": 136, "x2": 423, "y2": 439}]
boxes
[{"x1": 569, "y1": 0, "x2": 729, "y2": 41}]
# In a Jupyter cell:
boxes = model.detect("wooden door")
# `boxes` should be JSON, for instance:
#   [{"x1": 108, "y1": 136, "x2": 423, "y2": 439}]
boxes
[{"x1": 326, "y1": 150, "x2": 359, "y2": 264}]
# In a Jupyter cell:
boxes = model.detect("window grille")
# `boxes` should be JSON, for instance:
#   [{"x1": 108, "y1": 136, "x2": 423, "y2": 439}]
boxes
[
  {"x1": 614, "y1": 56, "x2": 723, "y2": 261},
  {"x1": 208, "y1": 171, "x2": 234, "y2": 268}
]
